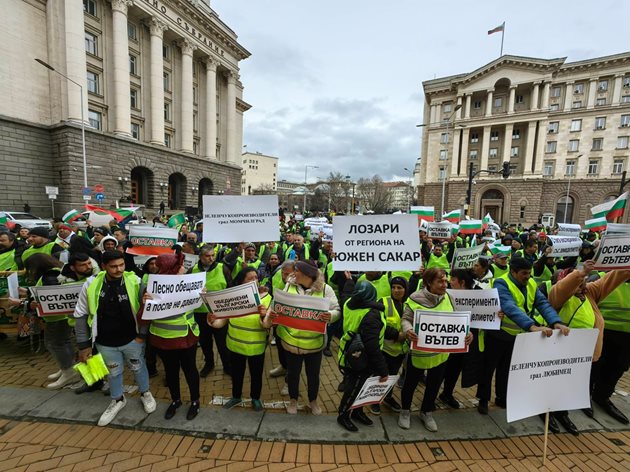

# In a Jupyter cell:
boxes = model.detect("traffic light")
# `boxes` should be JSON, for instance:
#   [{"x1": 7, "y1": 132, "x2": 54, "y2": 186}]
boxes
[{"x1": 501, "y1": 161, "x2": 511, "y2": 179}]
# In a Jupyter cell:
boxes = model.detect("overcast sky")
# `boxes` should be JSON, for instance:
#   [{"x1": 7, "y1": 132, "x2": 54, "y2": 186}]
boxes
[{"x1": 214, "y1": 0, "x2": 627, "y2": 184}]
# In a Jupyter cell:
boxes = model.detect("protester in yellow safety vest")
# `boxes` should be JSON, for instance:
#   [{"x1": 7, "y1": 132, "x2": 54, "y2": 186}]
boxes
[
  {"x1": 142, "y1": 253, "x2": 202, "y2": 421},
  {"x1": 21, "y1": 226, "x2": 63, "y2": 263},
  {"x1": 370, "y1": 276, "x2": 408, "y2": 416},
  {"x1": 532, "y1": 248, "x2": 555, "y2": 286},
  {"x1": 267, "y1": 260, "x2": 296, "y2": 382},
  {"x1": 357, "y1": 271, "x2": 391, "y2": 300},
  {"x1": 0, "y1": 230, "x2": 21, "y2": 270},
  {"x1": 489, "y1": 252, "x2": 509, "y2": 279},
  {"x1": 477, "y1": 257, "x2": 568, "y2": 419},
  {"x1": 422, "y1": 239, "x2": 453, "y2": 273},
  {"x1": 190, "y1": 245, "x2": 233, "y2": 378},
  {"x1": 259, "y1": 253, "x2": 281, "y2": 289},
  {"x1": 23, "y1": 253, "x2": 79, "y2": 389},
  {"x1": 547, "y1": 260, "x2": 630, "y2": 433},
  {"x1": 209, "y1": 267, "x2": 273, "y2": 412},
  {"x1": 514, "y1": 240, "x2": 539, "y2": 264},
  {"x1": 399, "y1": 268, "x2": 473, "y2": 432},
  {"x1": 336, "y1": 281, "x2": 392, "y2": 432},
  {"x1": 74, "y1": 250, "x2": 157, "y2": 427},
  {"x1": 258, "y1": 241, "x2": 280, "y2": 265},
  {"x1": 274, "y1": 260, "x2": 340, "y2": 415},
  {"x1": 231, "y1": 243, "x2": 264, "y2": 279},
  {"x1": 283, "y1": 234, "x2": 311, "y2": 261},
  {"x1": 591, "y1": 273, "x2": 630, "y2": 425}
]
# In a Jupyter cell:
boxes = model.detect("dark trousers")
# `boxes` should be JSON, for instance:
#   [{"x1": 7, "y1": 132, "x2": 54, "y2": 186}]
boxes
[
  {"x1": 326, "y1": 318, "x2": 342, "y2": 349},
  {"x1": 400, "y1": 356, "x2": 448, "y2": 413},
  {"x1": 442, "y1": 352, "x2": 465, "y2": 396},
  {"x1": 230, "y1": 351, "x2": 265, "y2": 400},
  {"x1": 477, "y1": 330, "x2": 515, "y2": 403},
  {"x1": 145, "y1": 342, "x2": 157, "y2": 374},
  {"x1": 156, "y1": 345, "x2": 200, "y2": 402},
  {"x1": 194, "y1": 312, "x2": 231, "y2": 373},
  {"x1": 337, "y1": 370, "x2": 370, "y2": 416},
  {"x1": 593, "y1": 329, "x2": 630, "y2": 401},
  {"x1": 273, "y1": 327, "x2": 287, "y2": 369},
  {"x1": 285, "y1": 350, "x2": 322, "y2": 402},
  {"x1": 383, "y1": 352, "x2": 405, "y2": 399}
]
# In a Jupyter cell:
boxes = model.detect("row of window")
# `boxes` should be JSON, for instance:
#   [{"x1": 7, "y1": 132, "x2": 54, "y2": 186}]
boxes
[
  {"x1": 86, "y1": 30, "x2": 173, "y2": 62},
  {"x1": 548, "y1": 115, "x2": 630, "y2": 134},
  {"x1": 542, "y1": 159, "x2": 625, "y2": 177},
  {"x1": 546, "y1": 136, "x2": 629, "y2": 153},
  {"x1": 87, "y1": 69, "x2": 176, "y2": 96}
]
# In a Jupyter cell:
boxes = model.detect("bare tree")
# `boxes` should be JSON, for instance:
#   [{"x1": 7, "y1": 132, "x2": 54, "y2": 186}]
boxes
[
  {"x1": 326, "y1": 172, "x2": 352, "y2": 212},
  {"x1": 356, "y1": 175, "x2": 392, "y2": 214},
  {"x1": 252, "y1": 183, "x2": 277, "y2": 195}
]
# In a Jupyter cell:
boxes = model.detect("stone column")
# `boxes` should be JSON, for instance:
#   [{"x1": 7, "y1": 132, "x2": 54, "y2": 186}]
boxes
[
  {"x1": 533, "y1": 121, "x2": 547, "y2": 175},
  {"x1": 456, "y1": 96, "x2": 463, "y2": 120},
  {"x1": 225, "y1": 71, "x2": 238, "y2": 164},
  {"x1": 612, "y1": 73, "x2": 623, "y2": 105},
  {"x1": 542, "y1": 82, "x2": 551, "y2": 109},
  {"x1": 586, "y1": 78, "x2": 597, "y2": 109},
  {"x1": 64, "y1": 0, "x2": 88, "y2": 123},
  {"x1": 178, "y1": 39, "x2": 196, "y2": 153},
  {"x1": 149, "y1": 18, "x2": 167, "y2": 145},
  {"x1": 480, "y1": 126, "x2": 491, "y2": 171},
  {"x1": 430, "y1": 104, "x2": 437, "y2": 124},
  {"x1": 111, "y1": 0, "x2": 133, "y2": 136},
  {"x1": 531, "y1": 81, "x2": 541, "y2": 111},
  {"x1": 460, "y1": 128, "x2": 470, "y2": 174},
  {"x1": 523, "y1": 121, "x2": 537, "y2": 175},
  {"x1": 450, "y1": 128, "x2": 461, "y2": 177},
  {"x1": 503, "y1": 123, "x2": 513, "y2": 162},
  {"x1": 464, "y1": 94, "x2": 471, "y2": 119},
  {"x1": 203, "y1": 57, "x2": 218, "y2": 159},
  {"x1": 434, "y1": 103, "x2": 442, "y2": 123},
  {"x1": 485, "y1": 90, "x2": 494, "y2": 117},
  {"x1": 508, "y1": 86, "x2": 516, "y2": 114},
  {"x1": 563, "y1": 81, "x2": 574, "y2": 111}
]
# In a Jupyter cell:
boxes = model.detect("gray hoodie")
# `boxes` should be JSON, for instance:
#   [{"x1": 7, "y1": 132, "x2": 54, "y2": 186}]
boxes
[{"x1": 401, "y1": 288, "x2": 454, "y2": 333}]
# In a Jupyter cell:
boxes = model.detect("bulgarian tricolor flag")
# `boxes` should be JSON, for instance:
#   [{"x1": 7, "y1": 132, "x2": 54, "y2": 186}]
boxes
[
  {"x1": 85, "y1": 204, "x2": 139, "y2": 223},
  {"x1": 590, "y1": 192, "x2": 628, "y2": 222},
  {"x1": 62, "y1": 209, "x2": 82, "y2": 224},
  {"x1": 459, "y1": 219, "x2": 483, "y2": 235},
  {"x1": 450, "y1": 224, "x2": 460, "y2": 236},
  {"x1": 585, "y1": 216, "x2": 607, "y2": 232},
  {"x1": 490, "y1": 243, "x2": 511, "y2": 256},
  {"x1": 482, "y1": 213, "x2": 494, "y2": 229},
  {"x1": 411, "y1": 206, "x2": 434, "y2": 222},
  {"x1": 167, "y1": 212, "x2": 186, "y2": 228},
  {"x1": 443, "y1": 209, "x2": 461, "y2": 224}
]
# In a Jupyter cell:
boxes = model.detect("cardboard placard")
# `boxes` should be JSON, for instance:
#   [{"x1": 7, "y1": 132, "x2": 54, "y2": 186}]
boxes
[
  {"x1": 350, "y1": 375, "x2": 400, "y2": 409},
  {"x1": 29, "y1": 284, "x2": 83, "y2": 317},
  {"x1": 412, "y1": 310, "x2": 470, "y2": 353},
  {"x1": 200, "y1": 282, "x2": 261, "y2": 318},
  {"x1": 447, "y1": 288, "x2": 501, "y2": 330},
  {"x1": 271, "y1": 289, "x2": 331, "y2": 334}
]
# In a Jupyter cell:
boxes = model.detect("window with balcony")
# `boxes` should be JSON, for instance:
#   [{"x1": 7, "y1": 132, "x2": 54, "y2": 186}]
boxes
[
  {"x1": 613, "y1": 159, "x2": 625, "y2": 174},
  {"x1": 548, "y1": 122, "x2": 559, "y2": 133},
  {"x1": 618, "y1": 136, "x2": 629, "y2": 149},
  {"x1": 592, "y1": 138, "x2": 603, "y2": 151},
  {"x1": 570, "y1": 119, "x2": 582, "y2": 132},
  {"x1": 595, "y1": 117, "x2": 606, "y2": 130},
  {"x1": 587, "y1": 159, "x2": 599, "y2": 175},
  {"x1": 546, "y1": 141, "x2": 557, "y2": 153},
  {"x1": 85, "y1": 32, "x2": 97, "y2": 56},
  {"x1": 470, "y1": 132, "x2": 479, "y2": 143},
  {"x1": 490, "y1": 130, "x2": 499, "y2": 141},
  {"x1": 566, "y1": 160, "x2": 576, "y2": 176},
  {"x1": 568, "y1": 139, "x2": 579, "y2": 152}
]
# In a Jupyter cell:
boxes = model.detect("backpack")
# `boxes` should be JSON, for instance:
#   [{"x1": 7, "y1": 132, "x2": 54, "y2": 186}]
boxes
[{"x1": 340, "y1": 331, "x2": 368, "y2": 373}]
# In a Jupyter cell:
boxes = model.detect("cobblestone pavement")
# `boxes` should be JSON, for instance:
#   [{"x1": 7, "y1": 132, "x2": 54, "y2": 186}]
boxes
[
  {"x1": 3, "y1": 333, "x2": 628, "y2": 415},
  {"x1": 0, "y1": 418, "x2": 629, "y2": 471}
]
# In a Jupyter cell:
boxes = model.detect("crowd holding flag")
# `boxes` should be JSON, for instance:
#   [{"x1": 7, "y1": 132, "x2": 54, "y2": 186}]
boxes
[
  {"x1": 442, "y1": 209, "x2": 461, "y2": 224},
  {"x1": 411, "y1": 205, "x2": 435, "y2": 222},
  {"x1": 590, "y1": 192, "x2": 628, "y2": 221}
]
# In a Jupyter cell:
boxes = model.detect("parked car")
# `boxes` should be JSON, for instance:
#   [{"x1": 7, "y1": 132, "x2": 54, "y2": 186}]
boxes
[{"x1": 1, "y1": 211, "x2": 52, "y2": 230}]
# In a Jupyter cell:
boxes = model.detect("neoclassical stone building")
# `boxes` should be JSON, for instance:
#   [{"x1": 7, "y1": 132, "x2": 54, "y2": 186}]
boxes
[
  {"x1": 416, "y1": 53, "x2": 629, "y2": 225},
  {"x1": 0, "y1": 0, "x2": 250, "y2": 216}
]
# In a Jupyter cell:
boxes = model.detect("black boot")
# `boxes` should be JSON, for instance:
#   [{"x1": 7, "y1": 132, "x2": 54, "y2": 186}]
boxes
[
  {"x1": 337, "y1": 413, "x2": 358, "y2": 432},
  {"x1": 594, "y1": 398, "x2": 629, "y2": 424},
  {"x1": 539, "y1": 413, "x2": 560, "y2": 433},
  {"x1": 351, "y1": 408, "x2": 374, "y2": 426},
  {"x1": 555, "y1": 412, "x2": 579, "y2": 436}
]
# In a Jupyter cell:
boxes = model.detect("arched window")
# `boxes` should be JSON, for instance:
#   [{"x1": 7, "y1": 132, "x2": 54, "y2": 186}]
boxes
[{"x1": 556, "y1": 195, "x2": 574, "y2": 224}]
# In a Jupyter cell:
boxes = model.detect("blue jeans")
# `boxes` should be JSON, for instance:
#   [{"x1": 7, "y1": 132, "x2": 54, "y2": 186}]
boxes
[{"x1": 96, "y1": 339, "x2": 150, "y2": 400}]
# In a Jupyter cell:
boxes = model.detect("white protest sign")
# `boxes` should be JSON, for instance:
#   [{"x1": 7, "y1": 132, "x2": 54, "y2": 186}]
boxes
[
  {"x1": 350, "y1": 375, "x2": 400, "y2": 409},
  {"x1": 29, "y1": 284, "x2": 83, "y2": 317},
  {"x1": 546, "y1": 235, "x2": 582, "y2": 258},
  {"x1": 605, "y1": 223, "x2": 630, "y2": 235},
  {"x1": 308, "y1": 222, "x2": 333, "y2": 241},
  {"x1": 202, "y1": 195, "x2": 279, "y2": 243},
  {"x1": 451, "y1": 245, "x2": 486, "y2": 270},
  {"x1": 7, "y1": 272, "x2": 19, "y2": 299},
  {"x1": 142, "y1": 273, "x2": 205, "y2": 320},
  {"x1": 593, "y1": 233, "x2": 630, "y2": 270},
  {"x1": 556, "y1": 223, "x2": 581, "y2": 237},
  {"x1": 427, "y1": 221, "x2": 452, "y2": 240},
  {"x1": 447, "y1": 288, "x2": 501, "y2": 330},
  {"x1": 332, "y1": 215, "x2": 421, "y2": 271},
  {"x1": 412, "y1": 310, "x2": 470, "y2": 353},
  {"x1": 183, "y1": 253, "x2": 199, "y2": 271},
  {"x1": 201, "y1": 281, "x2": 261, "y2": 318},
  {"x1": 507, "y1": 329, "x2": 597, "y2": 422}
]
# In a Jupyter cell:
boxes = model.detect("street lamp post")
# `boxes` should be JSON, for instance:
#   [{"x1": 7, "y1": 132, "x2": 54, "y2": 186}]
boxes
[
  {"x1": 303, "y1": 165, "x2": 318, "y2": 214},
  {"x1": 35, "y1": 59, "x2": 88, "y2": 192},
  {"x1": 403, "y1": 167, "x2": 414, "y2": 213}
]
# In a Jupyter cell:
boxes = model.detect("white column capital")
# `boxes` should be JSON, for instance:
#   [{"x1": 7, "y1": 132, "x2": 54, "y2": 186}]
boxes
[
  {"x1": 203, "y1": 57, "x2": 218, "y2": 72},
  {"x1": 149, "y1": 18, "x2": 168, "y2": 38},
  {"x1": 533, "y1": 80, "x2": 543, "y2": 86},
  {"x1": 178, "y1": 39, "x2": 197, "y2": 57},
  {"x1": 487, "y1": 88, "x2": 495, "y2": 93},
  {"x1": 226, "y1": 70, "x2": 239, "y2": 84},
  {"x1": 110, "y1": 0, "x2": 133, "y2": 15},
  {"x1": 509, "y1": 85, "x2": 518, "y2": 90}
]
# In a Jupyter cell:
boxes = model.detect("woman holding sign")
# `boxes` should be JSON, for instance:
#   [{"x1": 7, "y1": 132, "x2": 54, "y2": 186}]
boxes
[
  {"x1": 398, "y1": 268, "x2": 473, "y2": 432},
  {"x1": 208, "y1": 267, "x2": 273, "y2": 412}
]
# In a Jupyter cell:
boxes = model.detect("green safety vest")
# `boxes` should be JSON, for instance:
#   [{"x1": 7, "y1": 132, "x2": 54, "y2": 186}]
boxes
[
  {"x1": 338, "y1": 299, "x2": 385, "y2": 368},
  {"x1": 406, "y1": 295, "x2": 453, "y2": 369},
  {"x1": 426, "y1": 253, "x2": 450, "y2": 271},
  {"x1": 557, "y1": 296, "x2": 595, "y2": 329},
  {"x1": 381, "y1": 296, "x2": 406, "y2": 357},
  {"x1": 61, "y1": 274, "x2": 91, "y2": 328},
  {"x1": 491, "y1": 263, "x2": 509, "y2": 279},
  {"x1": 271, "y1": 269, "x2": 285, "y2": 293},
  {"x1": 22, "y1": 241, "x2": 55, "y2": 262},
  {"x1": 231, "y1": 258, "x2": 262, "y2": 279},
  {"x1": 599, "y1": 282, "x2": 630, "y2": 333},
  {"x1": 357, "y1": 273, "x2": 391, "y2": 300},
  {"x1": 35, "y1": 269, "x2": 66, "y2": 323},
  {"x1": 325, "y1": 262, "x2": 339, "y2": 295},
  {"x1": 192, "y1": 263, "x2": 228, "y2": 313},
  {"x1": 258, "y1": 244, "x2": 279, "y2": 261},
  {"x1": 0, "y1": 249, "x2": 18, "y2": 271},
  {"x1": 532, "y1": 264, "x2": 553, "y2": 286},
  {"x1": 276, "y1": 284, "x2": 325, "y2": 350},
  {"x1": 86, "y1": 271, "x2": 140, "y2": 328},
  {"x1": 283, "y1": 243, "x2": 310, "y2": 260},
  {"x1": 496, "y1": 274, "x2": 537, "y2": 336},
  {"x1": 150, "y1": 310, "x2": 200, "y2": 339},
  {"x1": 226, "y1": 293, "x2": 271, "y2": 356}
]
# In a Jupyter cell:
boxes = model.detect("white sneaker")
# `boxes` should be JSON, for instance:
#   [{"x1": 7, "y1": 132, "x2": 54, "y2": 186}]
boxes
[
  {"x1": 46, "y1": 369, "x2": 79, "y2": 389},
  {"x1": 398, "y1": 409, "x2": 411, "y2": 429},
  {"x1": 140, "y1": 391, "x2": 156, "y2": 414},
  {"x1": 286, "y1": 399, "x2": 298, "y2": 415},
  {"x1": 47, "y1": 370, "x2": 62, "y2": 380},
  {"x1": 281, "y1": 383, "x2": 289, "y2": 396},
  {"x1": 420, "y1": 412, "x2": 438, "y2": 432},
  {"x1": 269, "y1": 365, "x2": 286, "y2": 377},
  {"x1": 98, "y1": 397, "x2": 127, "y2": 426}
]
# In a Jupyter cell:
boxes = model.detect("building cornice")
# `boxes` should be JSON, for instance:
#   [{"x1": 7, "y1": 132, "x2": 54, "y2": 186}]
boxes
[{"x1": 236, "y1": 98, "x2": 252, "y2": 112}]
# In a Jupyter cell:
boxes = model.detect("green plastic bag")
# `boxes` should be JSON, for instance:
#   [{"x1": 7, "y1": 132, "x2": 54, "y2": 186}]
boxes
[{"x1": 73, "y1": 353, "x2": 109, "y2": 386}]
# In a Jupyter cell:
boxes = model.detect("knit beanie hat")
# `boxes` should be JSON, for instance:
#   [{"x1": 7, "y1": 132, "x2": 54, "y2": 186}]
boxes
[
  {"x1": 28, "y1": 227, "x2": 49, "y2": 238},
  {"x1": 295, "y1": 260, "x2": 319, "y2": 279},
  {"x1": 352, "y1": 280, "x2": 377, "y2": 303},
  {"x1": 390, "y1": 276, "x2": 408, "y2": 291}
]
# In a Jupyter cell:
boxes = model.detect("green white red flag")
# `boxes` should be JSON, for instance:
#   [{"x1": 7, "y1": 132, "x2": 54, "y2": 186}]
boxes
[
  {"x1": 85, "y1": 204, "x2": 139, "y2": 223},
  {"x1": 590, "y1": 192, "x2": 628, "y2": 221},
  {"x1": 410, "y1": 206, "x2": 435, "y2": 222},
  {"x1": 584, "y1": 216, "x2": 607, "y2": 232},
  {"x1": 62, "y1": 209, "x2": 82, "y2": 224},
  {"x1": 443, "y1": 209, "x2": 461, "y2": 224},
  {"x1": 459, "y1": 220, "x2": 483, "y2": 235},
  {"x1": 126, "y1": 226, "x2": 178, "y2": 255}
]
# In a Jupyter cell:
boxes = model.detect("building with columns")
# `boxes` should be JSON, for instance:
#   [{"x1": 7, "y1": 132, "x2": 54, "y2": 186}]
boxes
[
  {"x1": 417, "y1": 53, "x2": 630, "y2": 226},
  {"x1": 0, "y1": 0, "x2": 250, "y2": 216}
]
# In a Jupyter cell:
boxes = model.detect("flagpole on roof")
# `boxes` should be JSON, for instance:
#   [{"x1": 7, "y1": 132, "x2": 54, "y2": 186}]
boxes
[{"x1": 500, "y1": 21, "x2": 505, "y2": 56}]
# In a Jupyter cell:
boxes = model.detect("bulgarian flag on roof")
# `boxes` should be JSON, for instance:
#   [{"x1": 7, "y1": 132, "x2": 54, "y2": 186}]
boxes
[
  {"x1": 62, "y1": 209, "x2": 82, "y2": 224},
  {"x1": 85, "y1": 204, "x2": 139, "y2": 223},
  {"x1": 459, "y1": 219, "x2": 483, "y2": 235},
  {"x1": 443, "y1": 209, "x2": 461, "y2": 224},
  {"x1": 411, "y1": 206, "x2": 434, "y2": 222},
  {"x1": 590, "y1": 192, "x2": 628, "y2": 221},
  {"x1": 167, "y1": 212, "x2": 186, "y2": 228},
  {"x1": 585, "y1": 216, "x2": 607, "y2": 232}
]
